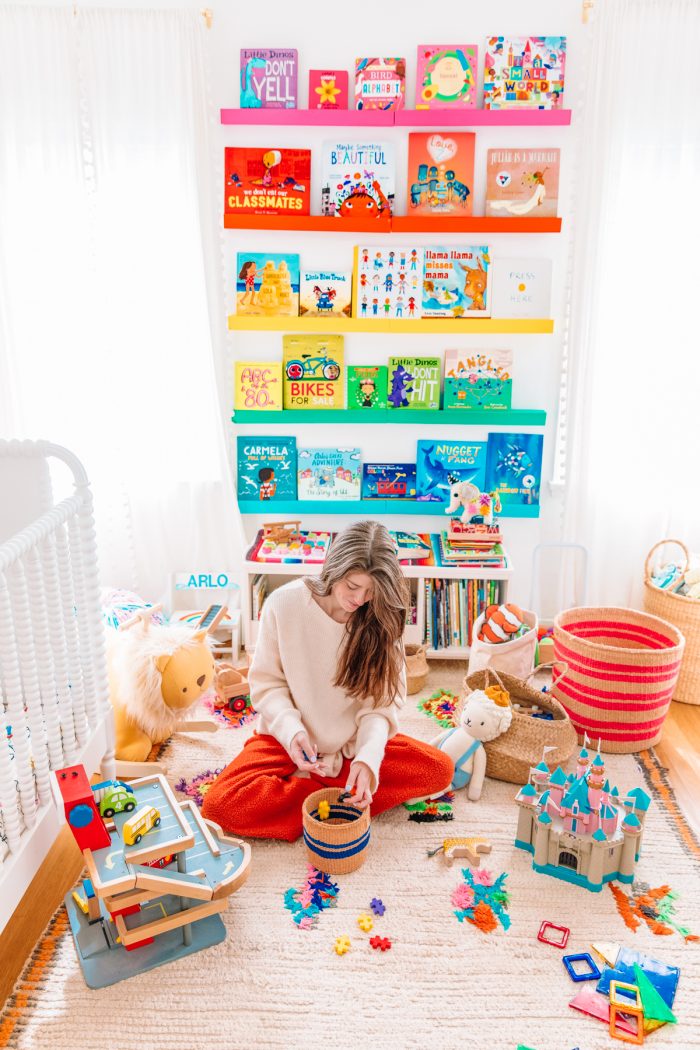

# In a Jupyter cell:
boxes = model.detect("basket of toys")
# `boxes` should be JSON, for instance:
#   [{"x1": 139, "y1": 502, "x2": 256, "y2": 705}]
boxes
[
  {"x1": 405, "y1": 643, "x2": 429, "y2": 695},
  {"x1": 463, "y1": 665, "x2": 577, "y2": 784},
  {"x1": 467, "y1": 603, "x2": 538, "y2": 680},
  {"x1": 643, "y1": 539, "x2": 700, "y2": 705},
  {"x1": 552, "y1": 606, "x2": 685, "y2": 752},
  {"x1": 302, "y1": 787, "x2": 371, "y2": 875}
]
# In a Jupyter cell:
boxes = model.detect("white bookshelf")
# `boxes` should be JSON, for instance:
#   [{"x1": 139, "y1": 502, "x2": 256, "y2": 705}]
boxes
[{"x1": 242, "y1": 551, "x2": 512, "y2": 658}]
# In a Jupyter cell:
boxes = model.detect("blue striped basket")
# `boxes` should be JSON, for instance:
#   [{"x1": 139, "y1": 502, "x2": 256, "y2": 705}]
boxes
[{"x1": 302, "y1": 787, "x2": 371, "y2": 874}]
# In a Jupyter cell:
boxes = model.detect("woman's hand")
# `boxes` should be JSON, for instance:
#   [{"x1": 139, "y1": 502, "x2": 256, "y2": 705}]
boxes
[
  {"x1": 289, "y1": 731, "x2": 327, "y2": 774},
  {"x1": 345, "y1": 761, "x2": 373, "y2": 809}
]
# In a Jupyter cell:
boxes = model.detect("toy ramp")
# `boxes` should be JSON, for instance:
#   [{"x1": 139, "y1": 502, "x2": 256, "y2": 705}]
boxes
[{"x1": 132, "y1": 864, "x2": 213, "y2": 901}]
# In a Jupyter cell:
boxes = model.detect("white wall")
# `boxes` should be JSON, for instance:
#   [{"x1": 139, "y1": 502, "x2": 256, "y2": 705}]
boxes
[{"x1": 28, "y1": 0, "x2": 589, "y2": 611}]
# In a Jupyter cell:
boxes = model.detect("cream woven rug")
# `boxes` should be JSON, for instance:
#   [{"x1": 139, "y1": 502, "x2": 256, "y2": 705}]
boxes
[{"x1": 3, "y1": 663, "x2": 700, "y2": 1050}]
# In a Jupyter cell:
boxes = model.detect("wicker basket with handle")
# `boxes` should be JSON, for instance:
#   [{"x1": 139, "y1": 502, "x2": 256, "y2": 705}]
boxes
[
  {"x1": 643, "y1": 539, "x2": 700, "y2": 705},
  {"x1": 302, "y1": 787, "x2": 371, "y2": 875},
  {"x1": 463, "y1": 664, "x2": 577, "y2": 784},
  {"x1": 405, "y1": 643, "x2": 429, "y2": 695}
]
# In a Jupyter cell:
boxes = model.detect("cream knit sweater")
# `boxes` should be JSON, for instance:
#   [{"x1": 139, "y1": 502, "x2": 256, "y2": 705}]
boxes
[{"x1": 248, "y1": 578, "x2": 405, "y2": 789}]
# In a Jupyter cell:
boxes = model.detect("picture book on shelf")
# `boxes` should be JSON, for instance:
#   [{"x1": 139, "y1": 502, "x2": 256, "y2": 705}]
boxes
[
  {"x1": 354, "y1": 245, "x2": 423, "y2": 320},
  {"x1": 234, "y1": 362, "x2": 283, "y2": 412},
  {"x1": 321, "y1": 142, "x2": 395, "y2": 219},
  {"x1": 391, "y1": 531, "x2": 432, "y2": 560},
  {"x1": 240, "y1": 48, "x2": 298, "y2": 109},
  {"x1": 485, "y1": 432, "x2": 544, "y2": 507},
  {"x1": 354, "y1": 58, "x2": 406, "y2": 110},
  {"x1": 485, "y1": 148, "x2": 560, "y2": 217},
  {"x1": 299, "y1": 271, "x2": 352, "y2": 318},
  {"x1": 225, "y1": 147, "x2": 311, "y2": 217},
  {"x1": 361, "y1": 463, "x2": 417, "y2": 500},
  {"x1": 249, "y1": 529, "x2": 332, "y2": 564},
  {"x1": 282, "y1": 334, "x2": 345, "y2": 409},
  {"x1": 387, "y1": 357, "x2": 440, "y2": 410},
  {"x1": 416, "y1": 439, "x2": 488, "y2": 502},
  {"x1": 483, "y1": 36, "x2": 566, "y2": 110},
  {"x1": 308, "y1": 69, "x2": 349, "y2": 110},
  {"x1": 236, "y1": 252, "x2": 299, "y2": 316},
  {"x1": 347, "y1": 365, "x2": 388, "y2": 410},
  {"x1": 297, "y1": 447, "x2": 361, "y2": 500},
  {"x1": 415, "y1": 45, "x2": 478, "y2": 109},
  {"x1": 236, "y1": 436, "x2": 297, "y2": 502},
  {"x1": 422, "y1": 246, "x2": 491, "y2": 317},
  {"x1": 407, "y1": 132, "x2": 475, "y2": 216},
  {"x1": 443, "y1": 349, "x2": 513, "y2": 410},
  {"x1": 491, "y1": 258, "x2": 552, "y2": 318}
]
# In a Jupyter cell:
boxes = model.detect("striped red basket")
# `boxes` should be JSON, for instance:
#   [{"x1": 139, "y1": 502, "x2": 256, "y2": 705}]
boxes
[{"x1": 552, "y1": 606, "x2": 685, "y2": 753}]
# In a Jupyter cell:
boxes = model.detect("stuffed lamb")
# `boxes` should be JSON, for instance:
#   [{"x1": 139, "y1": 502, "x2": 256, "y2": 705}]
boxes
[{"x1": 432, "y1": 688, "x2": 513, "y2": 801}]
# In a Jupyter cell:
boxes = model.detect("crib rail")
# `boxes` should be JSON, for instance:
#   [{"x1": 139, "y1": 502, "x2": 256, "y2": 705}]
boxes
[{"x1": 0, "y1": 440, "x2": 115, "y2": 932}]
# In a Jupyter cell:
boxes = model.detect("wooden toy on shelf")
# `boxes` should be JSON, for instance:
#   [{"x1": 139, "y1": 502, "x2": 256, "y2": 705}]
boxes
[
  {"x1": 262, "y1": 519, "x2": 302, "y2": 543},
  {"x1": 53, "y1": 764, "x2": 251, "y2": 988}
]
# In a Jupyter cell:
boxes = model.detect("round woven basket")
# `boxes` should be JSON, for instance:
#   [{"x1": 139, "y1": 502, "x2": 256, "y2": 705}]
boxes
[
  {"x1": 552, "y1": 606, "x2": 685, "y2": 753},
  {"x1": 302, "y1": 787, "x2": 371, "y2": 875},
  {"x1": 405, "y1": 643, "x2": 429, "y2": 695},
  {"x1": 464, "y1": 665, "x2": 577, "y2": 784},
  {"x1": 643, "y1": 539, "x2": 700, "y2": 705}
]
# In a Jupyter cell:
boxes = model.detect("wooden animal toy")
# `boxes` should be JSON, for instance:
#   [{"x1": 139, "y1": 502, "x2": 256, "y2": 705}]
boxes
[
  {"x1": 108, "y1": 606, "x2": 217, "y2": 777},
  {"x1": 430, "y1": 688, "x2": 513, "y2": 801},
  {"x1": 427, "y1": 836, "x2": 493, "y2": 865}
]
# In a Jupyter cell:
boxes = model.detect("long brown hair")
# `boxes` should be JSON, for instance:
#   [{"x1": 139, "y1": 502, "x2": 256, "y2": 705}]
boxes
[{"x1": 305, "y1": 521, "x2": 408, "y2": 706}]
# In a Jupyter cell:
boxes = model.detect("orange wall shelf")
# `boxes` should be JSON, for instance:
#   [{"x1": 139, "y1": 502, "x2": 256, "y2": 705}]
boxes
[{"x1": 223, "y1": 214, "x2": 561, "y2": 234}]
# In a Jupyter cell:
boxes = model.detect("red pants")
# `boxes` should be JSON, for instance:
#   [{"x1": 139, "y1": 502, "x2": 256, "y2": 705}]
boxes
[{"x1": 201, "y1": 732, "x2": 454, "y2": 842}]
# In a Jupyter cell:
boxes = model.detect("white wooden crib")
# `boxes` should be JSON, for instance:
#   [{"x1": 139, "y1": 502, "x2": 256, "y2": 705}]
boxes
[{"x1": 0, "y1": 440, "x2": 115, "y2": 932}]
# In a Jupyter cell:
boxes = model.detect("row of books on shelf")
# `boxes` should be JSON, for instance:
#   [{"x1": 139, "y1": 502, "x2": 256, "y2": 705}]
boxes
[
  {"x1": 236, "y1": 247, "x2": 552, "y2": 321},
  {"x1": 424, "y1": 577, "x2": 505, "y2": 651},
  {"x1": 237, "y1": 434, "x2": 543, "y2": 508},
  {"x1": 245, "y1": 527, "x2": 507, "y2": 571},
  {"x1": 239, "y1": 40, "x2": 566, "y2": 112},
  {"x1": 236, "y1": 346, "x2": 522, "y2": 413},
  {"x1": 225, "y1": 141, "x2": 560, "y2": 221}
]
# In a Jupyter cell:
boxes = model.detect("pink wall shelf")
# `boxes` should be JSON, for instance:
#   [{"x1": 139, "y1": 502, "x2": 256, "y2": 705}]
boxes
[{"x1": 220, "y1": 108, "x2": 572, "y2": 127}]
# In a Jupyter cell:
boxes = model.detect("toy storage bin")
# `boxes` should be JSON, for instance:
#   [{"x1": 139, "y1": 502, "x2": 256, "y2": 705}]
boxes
[
  {"x1": 302, "y1": 787, "x2": 371, "y2": 875},
  {"x1": 643, "y1": 539, "x2": 700, "y2": 705},
  {"x1": 405, "y1": 643, "x2": 429, "y2": 695},
  {"x1": 464, "y1": 666, "x2": 577, "y2": 784},
  {"x1": 552, "y1": 606, "x2": 685, "y2": 753}
]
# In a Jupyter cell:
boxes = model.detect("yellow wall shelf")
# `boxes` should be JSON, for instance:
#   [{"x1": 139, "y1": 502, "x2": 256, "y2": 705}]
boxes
[{"x1": 227, "y1": 316, "x2": 555, "y2": 334}]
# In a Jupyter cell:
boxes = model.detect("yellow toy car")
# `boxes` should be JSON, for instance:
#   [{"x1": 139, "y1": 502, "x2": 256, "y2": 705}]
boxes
[{"x1": 122, "y1": 805, "x2": 161, "y2": 846}]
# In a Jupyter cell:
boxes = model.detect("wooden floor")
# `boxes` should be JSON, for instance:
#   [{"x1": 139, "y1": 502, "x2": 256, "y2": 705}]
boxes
[{"x1": 1, "y1": 701, "x2": 699, "y2": 1009}]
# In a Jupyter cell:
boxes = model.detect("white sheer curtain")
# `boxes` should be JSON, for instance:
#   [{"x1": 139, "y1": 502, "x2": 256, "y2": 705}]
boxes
[
  {"x1": 0, "y1": 7, "x2": 242, "y2": 599},
  {"x1": 561, "y1": 0, "x2": 700, "y2": 606}
]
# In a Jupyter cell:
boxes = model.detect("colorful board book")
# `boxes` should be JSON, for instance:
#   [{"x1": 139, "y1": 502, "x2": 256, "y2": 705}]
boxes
[
  {"x1": 234, "y1": 362, "x2": 283, "y2": 412},
  {"x1": 236, "y1": 252, "x2": 299, "y2": 316},
  {"x1": 415, "y1": 45, "x2": 478, "y2": 109},
  {"x1": 308, "y1": 69, "x2": 349, "y2": 110},
  {"x1": 354, "y1": 58, "x2": 405, "y2": 110},
  {"x1": 249, "y1": 529, "x2": 331, "y2": 564},
  {"x1": 416, "y1": 439, "x2": 488, "y2": 502},
  {"x1": 407, "y1": 133, "x2": 475, "y2": 216},
  {"x1": 443, "y1": 350, "x2": 513, "y2": 410},
  {"x1": 297, "y1": 447, "x2": 361, "y2": 500},
  {"x1": 282, "y1": 334, "x2": 345, "y2": 409},
  {"x1": 422, "y1": 246, "x2": 491, "y2": 317},
  {"x1": 387, "y1": 357, "x2": 440, "y2": 410},
  {"x1": 347, "y1": 365, "x2": 388, "y2": 410},
  {"x1": 321, "y1": 141, "x2": 395, "y2": 219},
  {"x1": 485, "y1": 148, "x2": 560, "y2": 217},
  {"x1": 484, "y1": 432, "x2": 544, "y2": 508},
  {"x1": 354, "y1": 245, "x2": 423, "y2": 320},
  {"x1": 224, "y1": 147, "x2": 310, "y2": 218},
  {"x1": 491, "y1": 258, "x2": 552, "y2": 318},
  {"x1": 299, "y1": 271, "x2": 352, "y2": 318},
  {"x1": 483, "y1": 36, "x2": 566, "y2": 110},
  {"x1": 236, "y1": 436, "x2": 296, "y2": 502},
  {"x1": 391, "y1": 531, "x2": 432, "y2": 560},
  {"x1": 362, "y1": 463, "x2": 417, "y2": 499},
  {"x1": 240, "y1": 49, "x2": 298, "y2": 109}
]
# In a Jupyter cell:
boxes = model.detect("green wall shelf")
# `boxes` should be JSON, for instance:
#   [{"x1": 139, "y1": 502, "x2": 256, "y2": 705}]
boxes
[
  {"x1": 233, "y1": 408, "x2": 546, "y2": 426},
  {"x1": 238, "y1": 499, "x2": 540, "y2": 518}
]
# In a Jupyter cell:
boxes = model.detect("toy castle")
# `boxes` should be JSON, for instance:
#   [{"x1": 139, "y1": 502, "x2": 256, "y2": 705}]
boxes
[{"x1": 514, "y1": 743, "x2": 651, "y2": 892}]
